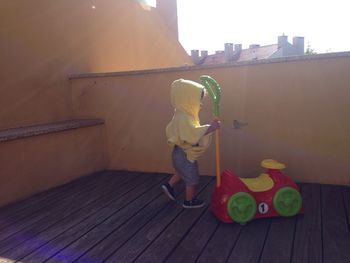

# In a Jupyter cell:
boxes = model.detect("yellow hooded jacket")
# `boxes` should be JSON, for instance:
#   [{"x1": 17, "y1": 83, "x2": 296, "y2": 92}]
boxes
[{"x1": 166, "y1": 79, "x2": 212, "y2": 162}]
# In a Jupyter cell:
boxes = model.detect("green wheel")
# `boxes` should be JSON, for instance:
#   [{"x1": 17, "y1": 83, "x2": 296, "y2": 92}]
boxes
[
  {"x1": 227, "y1": 192, "x2": 257, "y2": 224},
  {"x1": 273, "y1": 187, "x2": 302, "y2": 217}
]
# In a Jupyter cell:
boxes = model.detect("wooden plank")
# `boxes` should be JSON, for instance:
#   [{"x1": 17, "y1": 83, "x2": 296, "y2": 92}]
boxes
[
  {"x1": 131, "y1": 179, "x2": 215, "y2": 263},
  {"x1": 259, "y1": 183, "x2": 300, "y2": 263},
  {"x1": 0, "y1": 170, "x2": 126, "y2": 214},
  {"x1": 2, "y1": 179, "x2": 345, "y2": 263},
  {"x1": 105, "y1": 177, "x2": 213, "y2": 263},
  {"x1": 196, "y1": 222, "x2": 242, "y2": 263},
  {"x1": 260, "y1": 217, "x2": 297, "y2": 263},
  {"x1": 0, "y1": 170, "x2": 108, "y2": 220},
  {"x1": 0, "y1": 170, "x2": 99, "y2": 212},
  {"x1": 342, "y1": 186, "x2": 350, "y2": 232},
  {"x1": 0, "y1": 171, "x2": 136, "y2": 243},
  {"x1": 322, "y1": 185, "x2": 350, "y2": 263},
  {"x1": 0, "y1": 172, "x2": 143, "y2": 257},
  {"x1": 17, "y1": 174, "x2": 167, "y2": 263},
  {"x1": 0, "y1": 171, "x2": 130, "y2": 231},
  {"x1": 165, "y1": 207, "x2": 219, "y2": 263},
  {"x1": 0, "y1": 170, "x2": 132, "y2": 219},
  {"x1": 292, "y1": 184, "x2": 322, "y2": 263},
  {"x1": 0, "y1": 172, "x2": 140, "y2": 255},
  {"x1": 44, "y1": 176, "x2": 169, "y2": 263},
  {"x1": 0, "y1": 171, "x2": 118, "y2": 233},
  {"x1": 74, "y1": 180, "x2": 188, "y2": 262},
  {"x1": 226, "y1": 218, "x2": 271, "y2": 263}
]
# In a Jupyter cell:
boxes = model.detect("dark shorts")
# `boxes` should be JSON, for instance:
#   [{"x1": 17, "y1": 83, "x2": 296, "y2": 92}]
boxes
[{"x1": 172, "y1": 146, "x2": 199, "y2": 186}]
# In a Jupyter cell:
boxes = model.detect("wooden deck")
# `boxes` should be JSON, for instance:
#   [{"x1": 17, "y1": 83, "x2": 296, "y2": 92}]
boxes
[{"x1": 0, "y1": 171, "x2": 349, "y2": 263}]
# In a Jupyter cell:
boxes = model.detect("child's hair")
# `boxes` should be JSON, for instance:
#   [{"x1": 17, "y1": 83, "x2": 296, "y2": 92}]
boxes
[{"x1": 201, "y1": 88, "x2": 207, "y2": 100}]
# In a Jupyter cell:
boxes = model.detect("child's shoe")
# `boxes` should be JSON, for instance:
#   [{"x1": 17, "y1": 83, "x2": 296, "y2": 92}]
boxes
[
  {"x1": 183, "y1": 198, "x2": 205, "y2": 209},
  {"x1": 161, "y1": 183, "x2": 176, "y2": 201}
]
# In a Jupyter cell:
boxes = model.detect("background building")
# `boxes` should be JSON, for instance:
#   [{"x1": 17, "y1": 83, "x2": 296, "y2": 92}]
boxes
[{"x1": 191, "y1": 35, "x2": 305, "y2": 65}]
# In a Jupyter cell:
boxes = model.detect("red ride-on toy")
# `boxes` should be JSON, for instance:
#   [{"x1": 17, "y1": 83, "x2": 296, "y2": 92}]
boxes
[
  {"x1": 210, "y1": 159, "x2": 303, "y2": 224},
  {"x1": 200, "y1": 75, "x2": 303, "y2": 225}
]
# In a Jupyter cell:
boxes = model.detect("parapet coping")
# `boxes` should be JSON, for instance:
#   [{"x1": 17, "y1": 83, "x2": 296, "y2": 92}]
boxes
[
  {"x1": 0, "y1": 119, "x2": 105, "y2": 143},
  {"x1": 69, "y1": 51, "x2": 350, "y2": 80}
]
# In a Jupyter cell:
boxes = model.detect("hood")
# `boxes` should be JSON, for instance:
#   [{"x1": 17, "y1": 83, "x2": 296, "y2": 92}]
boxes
[{"x1": 170, "y1": 79, "x2": 204, "y2": 119}]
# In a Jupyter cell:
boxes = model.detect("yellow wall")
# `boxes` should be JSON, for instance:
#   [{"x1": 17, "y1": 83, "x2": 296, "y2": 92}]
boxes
[
  {"x1": 0, "y1": 0, "x2": 191, "y2": 129},
  {"x1": 157, "y1": 0, "x2": 179, "y2": 40},
  {"x1": 0, "y1": 125, "x2": 109, "y2": 207},
  {"x1": 71, "y1": 55, "x2": 350, "y2": 185}
]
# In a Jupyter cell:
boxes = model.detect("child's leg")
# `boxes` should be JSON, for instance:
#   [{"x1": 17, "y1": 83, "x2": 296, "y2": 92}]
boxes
[
  {"x1": 183, "y1": 183, "x2": 204, "y2": 208},
  {"x1": 185, "y1": 185, "x2": 195, "y2": 201},
  {"x1": 169, "y1": 171, "x2": 181, "y2": 187},
  {"x1": 162, "y1": 171, "x2": 180, "y2": 201}
]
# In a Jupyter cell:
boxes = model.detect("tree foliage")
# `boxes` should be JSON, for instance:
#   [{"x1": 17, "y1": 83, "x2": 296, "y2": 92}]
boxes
[{"x1": 305, "y1": 42, "x2": 317, "y2": 54}]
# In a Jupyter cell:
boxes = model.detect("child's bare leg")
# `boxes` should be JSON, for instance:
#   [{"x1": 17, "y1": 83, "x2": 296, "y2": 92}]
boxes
[
  {"x1": 183, "y1": 184, "x2": 204, "y2": 208},
  {"x1": 169, "y1": 172, "x2": 181, "y2": 187},
  {"x1": 185, "y1": 185, "x2": 195, "y2": 201}
]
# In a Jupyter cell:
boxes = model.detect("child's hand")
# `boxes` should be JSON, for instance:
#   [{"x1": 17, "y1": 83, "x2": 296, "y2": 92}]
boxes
[{"x1": 205, "y1": 119, "x2": 220, "y2": 135}]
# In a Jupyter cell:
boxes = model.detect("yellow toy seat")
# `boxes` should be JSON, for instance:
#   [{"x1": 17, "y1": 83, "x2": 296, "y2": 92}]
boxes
[
  {"x1": 240, "y1": 174, "x2": 274, "y2": 192},
  {"x1": 261, "y1": 159, "x2": 286, "y2": 170}
]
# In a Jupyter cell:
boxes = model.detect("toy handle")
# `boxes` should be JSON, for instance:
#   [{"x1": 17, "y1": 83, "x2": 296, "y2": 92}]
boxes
[
  {"x1": 200, "y1": 75, "x2": 222, "y2": 187},
  {"x1": 199, "y1": 75, "x2": 221, "y2": 118},
  {"x1": 214, "y1": 129, "x2": 221, "y2": 187}
]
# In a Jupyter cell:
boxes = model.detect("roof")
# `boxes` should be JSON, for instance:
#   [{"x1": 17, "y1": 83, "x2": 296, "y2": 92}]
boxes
[
  {"x1": 199, "y1": 44, "x2": 279, "y2": 65},
  {"x1": 238, "y1": 44, "x2": 278, "y2": 62}
]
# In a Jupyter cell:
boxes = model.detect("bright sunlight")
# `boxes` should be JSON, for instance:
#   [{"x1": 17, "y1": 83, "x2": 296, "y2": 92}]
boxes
[{"x1": 177, "y1": 0, "x2": 350, "y2": 54}]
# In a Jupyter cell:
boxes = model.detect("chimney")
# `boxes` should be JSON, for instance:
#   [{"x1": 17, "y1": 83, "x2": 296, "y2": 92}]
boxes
[
  {"x1": 224, "y1": 43, "x2": 234, "y2": 62},
  {"x1": 249, "y1": 44, "x2": 260, "y2": 49},
  {"x1": 201, "y1": 50, "x2": 208, "y2": 58},
  {"x1": 293, "y1": 37, "x2": 305, "y2": 55},
  {"x1": 156, "y1": 0, "x2": 178, "y2": 40},
  {"x1": 191, "y1": 50, "x2": 199, "y2": 64},
  {"x1": 278, "y1": 35, "x2": 288, "y2": 48},
  {"x1": 234, "y1": 44, "x2": 242, "y2": 53}
]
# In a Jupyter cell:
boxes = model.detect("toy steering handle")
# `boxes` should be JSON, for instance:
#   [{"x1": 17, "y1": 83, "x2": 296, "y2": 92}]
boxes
[
  {"x1": 200, "y1": 75, "x2": 222, "y2": 187},
  {"x1": 200, "y1": 75, "x2": 221, "y2": 118}
]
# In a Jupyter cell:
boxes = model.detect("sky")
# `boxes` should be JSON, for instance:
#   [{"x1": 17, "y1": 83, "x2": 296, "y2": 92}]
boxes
[{"x1": 149, "y1": 0, "x2": 350, "y2": 55}]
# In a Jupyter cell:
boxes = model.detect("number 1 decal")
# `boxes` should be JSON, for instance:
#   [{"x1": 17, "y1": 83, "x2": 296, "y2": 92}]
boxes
[{"x1": 258, "y1": 202, "x2": 269, "y2": 214}]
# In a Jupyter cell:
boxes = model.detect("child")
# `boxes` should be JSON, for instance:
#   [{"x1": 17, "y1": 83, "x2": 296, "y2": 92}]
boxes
[{"x1": 163, "y1": 79, "x2": 220, "y2": 208}]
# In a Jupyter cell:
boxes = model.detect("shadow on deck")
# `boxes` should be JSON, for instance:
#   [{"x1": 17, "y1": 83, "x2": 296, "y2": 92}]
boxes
[{"x1": 0, "y1": 171, "x2": 349, "y2": 263}]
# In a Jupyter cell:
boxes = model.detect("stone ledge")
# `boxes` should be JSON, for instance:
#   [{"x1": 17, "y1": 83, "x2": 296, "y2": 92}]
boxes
[{"x1": 0, "y1": 119, "x2": 105, "y2": 143}]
